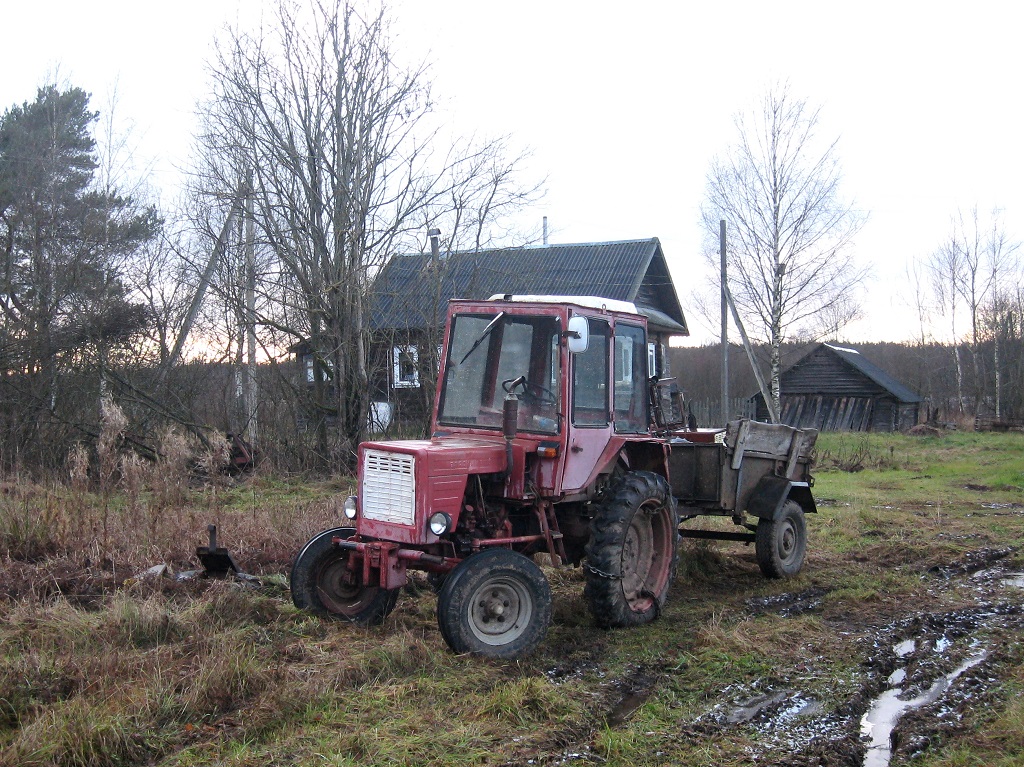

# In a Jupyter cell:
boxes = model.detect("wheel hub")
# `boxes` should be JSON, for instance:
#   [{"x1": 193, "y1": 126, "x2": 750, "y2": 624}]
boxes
[
  {"x1": 468, "y1": 577, "x2": 532, "y2": 643},
  {"x1": 478, "y1": 590, "x2": 511, "y2": 622},
  {"x1": 317, "y1": 554, "x2": 375, "y2": 617},
  {"x1": 617, "y1": 500, "x2": 676, "y2": 613},
  {"x1": 779, "y1": 521, "x2": 796, "y2": 559}
]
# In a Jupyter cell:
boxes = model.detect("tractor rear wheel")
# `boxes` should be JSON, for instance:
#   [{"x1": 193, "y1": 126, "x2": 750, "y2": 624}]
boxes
[
  {"x1": 585, "y1": 471, "x2": 678, "y2": 628},
  {"x1": 755, "y1": 500, "x2": 807, "y2": 579},
  {"x1": 290, "y1": 527, "x2": 398, "y2": 624},
  {"x1": 436, "y1": 548, "x2": 552, "y2": 658}
]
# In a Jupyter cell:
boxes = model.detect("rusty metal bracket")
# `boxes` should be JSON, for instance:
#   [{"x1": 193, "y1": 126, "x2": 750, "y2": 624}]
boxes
[{"x1": 195, "y1": 525, "x2": 241, "y2": 577}]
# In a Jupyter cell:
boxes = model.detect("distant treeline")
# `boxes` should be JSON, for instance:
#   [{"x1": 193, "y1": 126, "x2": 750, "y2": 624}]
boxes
[{"x1": 669, "y1": 339, "x2": 1024, "y2": 426}]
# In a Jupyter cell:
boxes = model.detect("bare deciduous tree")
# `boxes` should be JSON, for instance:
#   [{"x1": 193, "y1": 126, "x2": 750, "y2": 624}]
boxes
[
  {"x1": 702, "y1": 83, "x2": 866, "y2": 417},
  {"x1": 930, "y1": 207, "x2": 1020, "y2": 416},
  {"x1": 192, "y1": 0, "x2": 540, "y2": 467}
]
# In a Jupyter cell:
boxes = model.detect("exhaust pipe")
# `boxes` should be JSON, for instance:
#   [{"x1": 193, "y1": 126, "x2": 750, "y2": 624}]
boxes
[{"x1": 503, "y1": 377, "x2": 523, "y2": 477}]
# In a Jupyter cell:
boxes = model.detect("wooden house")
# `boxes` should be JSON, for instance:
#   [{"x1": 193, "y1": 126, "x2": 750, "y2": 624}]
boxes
[
  {"x1": 750, "y1": 343, "x2": 921, "y2": 432},
  {"x1": 363, "y1": 238, "x2": 689, "y2": 429}
]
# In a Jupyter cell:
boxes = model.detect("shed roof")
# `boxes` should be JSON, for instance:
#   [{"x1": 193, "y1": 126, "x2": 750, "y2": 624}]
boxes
[
  {"x1": 368, "y1": 238, "x2": 688, "y2": 335},
  {"x1": 787, "y1": 343, "x2": 921, "y2": 403}
]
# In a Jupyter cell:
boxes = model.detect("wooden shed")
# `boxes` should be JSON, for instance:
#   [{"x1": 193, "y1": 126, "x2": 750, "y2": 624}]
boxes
[{"x1": 751, "y1": 343, "x2": 921, "y2": 432}]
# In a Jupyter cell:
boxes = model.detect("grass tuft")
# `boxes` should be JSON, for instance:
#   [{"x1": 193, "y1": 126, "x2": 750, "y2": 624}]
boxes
[
  {"x1": 481, "y1": 676, "x2": 578, "y2": 726},
  {"x1": 677, "y1": 539, "x2": 729, "y2": 582},
  {"x1": 12, "y1": 696, "x2": 156, "y2": 767},
  {"x1": 108, "y1": 593, "x2": 180, "y2": 648}
]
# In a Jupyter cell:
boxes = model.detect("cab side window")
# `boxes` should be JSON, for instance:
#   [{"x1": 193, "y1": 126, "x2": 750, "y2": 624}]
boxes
[
  {"x1": 613, "y1": 323, "x2": 648, "y2": 433},
  {"x1": 572, "y1": 319, "x2": 609, "y2": 426}
]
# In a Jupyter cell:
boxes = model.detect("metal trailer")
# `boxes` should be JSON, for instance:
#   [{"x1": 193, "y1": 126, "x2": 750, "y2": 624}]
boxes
[{"x1": 667, "y1": 420, "x2": 817, "y2": 578}]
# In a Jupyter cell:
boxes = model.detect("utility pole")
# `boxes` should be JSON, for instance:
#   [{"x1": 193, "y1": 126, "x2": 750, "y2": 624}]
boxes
[
  {"x1": 724, "y1": 284, "x2": 779, "y2": 424},
  {"x1": 720, "y1": 219, "x2": 728, "y2": 424},
  {"x1": 161, "y1": 187, "x2": 245, "y2": 381},
  {"x1": 244, "y1": 171, "x2": 257, "y2": 443},
  {"x1": 720, "y1": 219, "x2": 778, "y2": 424}
]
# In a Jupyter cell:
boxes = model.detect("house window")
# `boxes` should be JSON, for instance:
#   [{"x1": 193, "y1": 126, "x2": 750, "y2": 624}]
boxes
[
  {"x1": 615, "y1": 334, "x2": 633, "y2": 385},
  {"x1": 392, "y1": 345, "x2": 419, "y2": 388},
  {"x1": 648, "y1": 342, "x2": 658, "y2": 378},
  {"x1": 304, "y1": 353, "x2": 333, "y2": 384}
]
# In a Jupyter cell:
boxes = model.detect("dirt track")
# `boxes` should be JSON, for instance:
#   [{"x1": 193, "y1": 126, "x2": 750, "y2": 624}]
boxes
[{"x1": 502, "y1": 546, "x2": 1024, "y2": 767}]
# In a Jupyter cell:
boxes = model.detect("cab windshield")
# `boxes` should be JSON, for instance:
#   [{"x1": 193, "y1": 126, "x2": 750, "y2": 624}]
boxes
[{"x1": 438, "y1": 313, "x2": 561, "y2": 434}]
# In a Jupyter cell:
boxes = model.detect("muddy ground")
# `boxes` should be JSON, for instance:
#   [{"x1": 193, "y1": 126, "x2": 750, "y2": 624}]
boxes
[{"x1": 503, "y1": 544, "x2": 1024, "y2": 767}]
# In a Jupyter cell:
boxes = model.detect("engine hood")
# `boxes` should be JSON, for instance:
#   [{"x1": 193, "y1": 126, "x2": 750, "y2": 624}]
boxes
[{"x1": 359, "y1": 435, "x2": 507, "y2": 475}]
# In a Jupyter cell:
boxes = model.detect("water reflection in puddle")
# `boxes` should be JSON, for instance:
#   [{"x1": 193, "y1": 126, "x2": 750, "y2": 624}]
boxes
[
  {"x1": 1002, "y1": 574, "x2": 1024, "y2": 589},
  {"x1": 886, "y1": 669, "x2": 906, "y2": 685},
  {"x1": 860, "y1": 650, "x2": 987, "y2": 767},
  {"x1": 893, "y1": 639, "x2": 915, "y2": 658}
]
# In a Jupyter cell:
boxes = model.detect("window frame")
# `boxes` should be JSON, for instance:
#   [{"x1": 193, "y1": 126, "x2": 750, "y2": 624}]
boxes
[
  {"x1": 613, "y1": 322, "x2": 649, "y2": 434},
  {"x1": 392, "y1": 344, "x2": 420, "y2": 389},
  {"x1": 571, "y1": 317, "x2": 611, "y2": 428}
]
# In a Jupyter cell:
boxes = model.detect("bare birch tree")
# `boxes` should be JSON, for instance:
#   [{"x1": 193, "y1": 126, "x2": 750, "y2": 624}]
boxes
[
  {"x1": 702, "y1": 83, "x2": 866, "y2": 417},
  {"x1": 984, "y1": 220, "x2": 1020, "y2": 418},
  {"x1": 192, "y1": 0, "x2": 539, "y2": 466},
  {"x1": 930, "y1": 207, "x2": 1019, "y2": 417},
  {"x1": 929, "y1": 233, "x2": 967, "y2": 412}
]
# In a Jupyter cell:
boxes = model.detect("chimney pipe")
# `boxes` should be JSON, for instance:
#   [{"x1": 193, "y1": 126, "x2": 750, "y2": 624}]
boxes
[
  {"x1": 428, "y1": 228, "x2": 441, "y2": 260},
  {"x1": 542, "y1": 216, "x2": 548, "y2": 246}
]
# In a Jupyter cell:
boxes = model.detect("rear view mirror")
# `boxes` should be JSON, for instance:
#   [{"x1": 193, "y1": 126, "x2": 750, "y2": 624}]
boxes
[{"x1": 566, "y1": 316, "x2": 589, "y2": 354}]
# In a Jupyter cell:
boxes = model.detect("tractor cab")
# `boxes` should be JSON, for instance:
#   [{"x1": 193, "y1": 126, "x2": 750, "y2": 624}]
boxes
[{"x1": 434, "y1": 296, "x2": 655, "y2": 496}]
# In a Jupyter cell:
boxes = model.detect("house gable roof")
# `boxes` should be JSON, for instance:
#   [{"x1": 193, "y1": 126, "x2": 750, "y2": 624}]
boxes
[
  {"x1": 774, "y1": 343, "x2": 921, "y2": 403},
  {"x1": 368, "y1": 238, "x2": 688, "y2": 335}
]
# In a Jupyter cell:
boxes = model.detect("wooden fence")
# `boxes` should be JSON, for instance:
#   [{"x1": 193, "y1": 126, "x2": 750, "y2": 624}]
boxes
[{"x1": 686, "y1": 398, "x2": 756, "y2": 429}]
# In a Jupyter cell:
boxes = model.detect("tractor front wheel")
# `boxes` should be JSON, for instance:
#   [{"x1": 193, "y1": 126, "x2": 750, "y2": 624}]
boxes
[
  {"x1": 585, "y1": 471, "x2": 678, "y2": 628},
  {"x1": 290, "y1": 528, "x2": 398, "y2": 624},
  {"x1": 436, "y1": 548, "x2": 552, "y2": 658}
]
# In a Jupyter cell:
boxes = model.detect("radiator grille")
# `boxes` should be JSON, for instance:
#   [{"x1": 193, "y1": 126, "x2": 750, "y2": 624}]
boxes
[{"x1": 361, "y1": 450, "x2": 416, "y2": 526}]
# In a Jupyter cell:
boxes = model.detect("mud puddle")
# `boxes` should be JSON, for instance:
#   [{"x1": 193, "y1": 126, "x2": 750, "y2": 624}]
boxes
[
  {"x1": 926, "y1": 546, "x2": 1015, "y2": 579},
  {"x1": 861, "y1": 637, "x2": 988, "y2": 767},
  {"x1": 853, "y1": 554, "x2": 1024, "y2": 766},
  {"x1": 696, "y1": 555, "x2": 1024, "y2": 766},
  {"x1": 695, "y1": 680, "x2": 850, "y2": 758},
  {"x1": 517, "y1": 552, "x2": 1024, "y2": 766},
  {"x1": 747, "y1": 586, "x2": 829, "y2": 617},
  {"x1": 1002, "y1": 573, "x2": 1024, "y2": 589}
]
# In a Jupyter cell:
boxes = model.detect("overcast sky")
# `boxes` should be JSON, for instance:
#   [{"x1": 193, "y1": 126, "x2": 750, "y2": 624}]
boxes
[{"x1": 3, "y1": 0, "x2": 1021, "y2": 344}]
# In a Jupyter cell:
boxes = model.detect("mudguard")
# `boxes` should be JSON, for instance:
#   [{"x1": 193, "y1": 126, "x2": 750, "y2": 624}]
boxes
[{"x1": 746, "y1": 475, "x2": 817, "y2": 520}]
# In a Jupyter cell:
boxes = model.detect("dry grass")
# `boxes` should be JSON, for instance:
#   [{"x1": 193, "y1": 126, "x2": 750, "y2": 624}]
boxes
[{"x1": 0, "y1": 432, "x2": 1022, "y2": 766}]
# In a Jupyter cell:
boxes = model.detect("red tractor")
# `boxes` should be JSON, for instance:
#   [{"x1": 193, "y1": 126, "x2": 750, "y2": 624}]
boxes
[{"x1": 291, "y1": 296, "x2": 817, "y2": 657}]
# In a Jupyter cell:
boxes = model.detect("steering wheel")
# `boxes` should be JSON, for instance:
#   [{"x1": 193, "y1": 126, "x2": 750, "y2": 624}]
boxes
[{"x1": 502, "y1": 377, "x2": 557, "y2": 406}]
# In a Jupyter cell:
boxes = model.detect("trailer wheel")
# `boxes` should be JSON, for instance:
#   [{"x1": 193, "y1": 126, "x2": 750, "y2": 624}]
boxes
[
  {"x1": 755, "y1": 500, "x2": 807, "y2": 579},
  {"x1": 585, "y1": 471, "x2": 678, "y2": 628},
  {"x1": 290, "y1": 528, "x2": 398, "y2": 625},
  {"x1": 436, "y1": 548, "x2": 552, "y2": 658}
]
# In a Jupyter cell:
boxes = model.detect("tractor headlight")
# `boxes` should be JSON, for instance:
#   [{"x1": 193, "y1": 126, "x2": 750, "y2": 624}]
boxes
[
  {"x1": 343, "y1": 496, "x2": 358, "y2": 520},
  {"x1": 428, "y1": 512, "x2": 452, "y2": 536}
]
